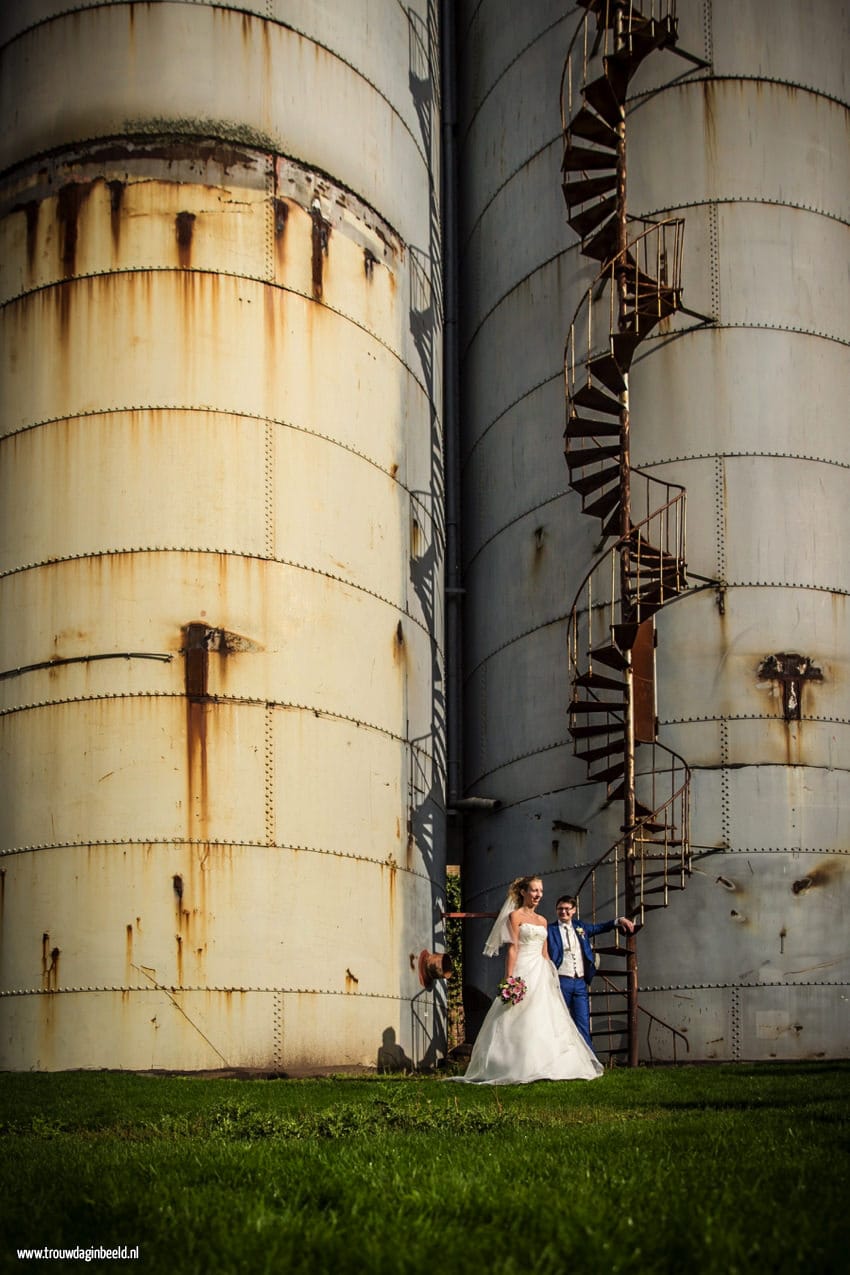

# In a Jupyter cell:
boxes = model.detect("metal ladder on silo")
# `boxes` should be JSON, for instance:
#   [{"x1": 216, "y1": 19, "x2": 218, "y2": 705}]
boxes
[{"x1": 560, "y1": 0, "x2": 709, "y2": 1065}]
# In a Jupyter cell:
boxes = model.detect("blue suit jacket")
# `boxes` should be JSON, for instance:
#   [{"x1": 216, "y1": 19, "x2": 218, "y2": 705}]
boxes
[{"x1": 547, "y1": 918, "x2": 617, "y2": 985}]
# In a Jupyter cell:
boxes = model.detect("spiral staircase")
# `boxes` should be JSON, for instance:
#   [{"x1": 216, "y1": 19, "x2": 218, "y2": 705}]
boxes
[{"x1": 561, "y1": 0, "x2": 708, "y2": 1064}]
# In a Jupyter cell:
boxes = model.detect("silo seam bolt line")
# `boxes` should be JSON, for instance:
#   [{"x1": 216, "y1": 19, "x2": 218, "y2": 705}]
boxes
[
  {"x1": 638, "y1": 981, "x2": 850, "y2": 992},
  {"x1": 0, "y1": 986, "x2": 425, "y2": 1001},
  {"x1": 454, "y1": 197, "x2": 850, "y2": 368},
  {"x1": 655, "y1": 581, "x2": 850, "y2": 597},
  {"x1": 0, "y1": 548, "x2": 439, "y2": 641},
  {"x1": 456, "y1": 13, "x2": 568, "y2": 172},
  {"x1": 464, "y1": 738, "x2": 574, "y2": 791},
  {"x1": 624, "y1": 452, "x2": 850, "y2": 473},
  {"x1": 463, "y1": 490, "x2": 571, "y2": 572},
  {"x1": 460, "y1": 245, "x2": 569, "y2": 358},
  {"x1": 0, "y1": 693, "x2": 433, "y2": 745},
  {"x1": 0, "y1": 267, "x2": 434, "y2": 398},
  {"x1": 634, "y1": 320, "x2": 850, "y2": 353},
  {"x1": 661, "y1": 713, "x2": 850, "y2": 726},
  {"x1": 1, "y1": 404, "x2": 416, "y2": 489},
  {"x1": 459, "y1": 134, "x2": 562, "y2": 256},
  {"x1": 461, "y1": 372, "x2": 561, "y2": 467},
  {"x1": 627, "y1": 73, "x2": 850, "y2": 113},
  {"x1": 0, "y1": 26, "x2": 433, "y2": 177},
  {"x1": 697, "y1": 846, "x2": 850, "y2": 857},
  {"x1": 632, "y1": 196, "x2": 850, "y2": 232},
  {"x1": 0, "y1": 842, "x2": 440, "y2": 881},
  {"x1": 463, "y1": 614, "x2": 573, "y2": 682},
  {"x1": 466, "y1": 736, "x2": 850, "y2": 794}
]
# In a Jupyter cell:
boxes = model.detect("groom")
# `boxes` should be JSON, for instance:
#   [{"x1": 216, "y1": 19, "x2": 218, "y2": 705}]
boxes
[{"x1": 547, "y1": 896, "x2": 635, "y2": 1049}]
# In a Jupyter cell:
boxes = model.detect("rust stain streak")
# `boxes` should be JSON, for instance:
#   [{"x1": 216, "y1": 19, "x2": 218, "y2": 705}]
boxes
[
  {"x1": 107, "y1": 180, "x2": 125, "y2": 252},
  {"x1": 310, "y1": 200, "x2": 330, "y2": 300},
  {"x1": 57, "y1": 181, "x2": 94, "y2": 277},
  {"x1": 176, "y1": 211, "x2": 197, "y2": 269},
  {"x1": 13, "y1": 200, "x2": 41, "y2": 277},
  {"x1": 41, "y1": 933, "x2": 60, "y2": 992},
  {"x1": 183, "y1": 623, "x2": 213, "y2": 844}
]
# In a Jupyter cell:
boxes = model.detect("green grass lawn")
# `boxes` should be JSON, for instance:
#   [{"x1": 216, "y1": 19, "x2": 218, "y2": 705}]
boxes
[{"x1": 1, "y1": 1062, "x2": 847, "y2": 1274}]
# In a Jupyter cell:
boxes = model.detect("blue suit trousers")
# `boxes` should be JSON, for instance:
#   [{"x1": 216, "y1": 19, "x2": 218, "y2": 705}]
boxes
[{"x1": 558, "y1": 975, "x2": 592, "y2": 1049}]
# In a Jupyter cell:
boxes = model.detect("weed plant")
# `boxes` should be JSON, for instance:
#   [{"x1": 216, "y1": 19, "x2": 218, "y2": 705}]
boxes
[{"x1": 1, "y1": 1062, "x2": 847, "y2": 1274}]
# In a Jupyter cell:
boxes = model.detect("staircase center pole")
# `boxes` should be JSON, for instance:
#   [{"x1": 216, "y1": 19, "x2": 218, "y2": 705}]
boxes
[{"x1": 612, "y1": 0, "x2": 640, "y2": 1069}]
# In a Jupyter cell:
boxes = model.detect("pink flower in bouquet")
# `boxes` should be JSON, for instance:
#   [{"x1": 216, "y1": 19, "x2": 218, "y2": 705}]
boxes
[{"x1": 498, "y1": 975, "x2": 527, "y2": 1006}]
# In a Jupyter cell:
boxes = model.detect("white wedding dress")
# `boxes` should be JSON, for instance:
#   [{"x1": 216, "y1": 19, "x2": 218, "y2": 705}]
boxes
[{"x1": 454, "y1": 923, "x2": 603, "y2": 1085}]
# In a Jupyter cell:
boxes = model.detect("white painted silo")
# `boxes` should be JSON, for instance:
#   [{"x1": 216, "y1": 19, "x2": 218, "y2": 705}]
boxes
[
  {"x1": 456, "y1": 0, "x2": 850, "y2": 1060},
  {"x1": 0, "y1": 1, "x2": 446, "y2": 1071}
]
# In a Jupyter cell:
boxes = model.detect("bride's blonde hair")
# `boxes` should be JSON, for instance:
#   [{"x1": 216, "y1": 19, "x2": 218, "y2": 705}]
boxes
[{"x1": 508, "y1": 874, "x2": 542, "y2": 907}]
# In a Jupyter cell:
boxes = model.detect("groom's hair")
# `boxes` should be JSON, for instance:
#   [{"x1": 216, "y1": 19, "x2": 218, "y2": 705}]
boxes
[{"x1": 556, "y1": 895, "x2": 577, "y2": 908}]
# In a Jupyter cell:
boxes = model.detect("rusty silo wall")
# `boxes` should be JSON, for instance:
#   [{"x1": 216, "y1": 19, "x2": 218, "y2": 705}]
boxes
[
  {"x1": 623, "y1": 0, "x2": 850, "y2": 1060},
  {"x1": 457, "y1": 0, "x2": 850, "y2": 1059},
  {"x1": 0, "y1": 1, "x2": 446, "y2": 1071}
]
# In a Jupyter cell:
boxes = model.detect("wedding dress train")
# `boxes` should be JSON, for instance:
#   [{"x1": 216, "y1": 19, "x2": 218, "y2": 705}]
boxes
[{"x1": 454, "y1": 923, "x2": 603, "y2": 1085}]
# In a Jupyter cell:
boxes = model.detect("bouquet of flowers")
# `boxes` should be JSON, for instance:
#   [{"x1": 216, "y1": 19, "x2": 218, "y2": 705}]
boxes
[{"x1": 498, "y1": 975, "x2": 527, "y2": 1006}]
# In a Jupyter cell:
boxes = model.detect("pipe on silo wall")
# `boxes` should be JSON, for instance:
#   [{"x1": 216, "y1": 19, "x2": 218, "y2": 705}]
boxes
[
  {"x1": 0, "y1": 1, "x2": 446, "y2": 1072},
  {"x1": 457, "y1": 0, "x2": 850, "y2": 1057}
]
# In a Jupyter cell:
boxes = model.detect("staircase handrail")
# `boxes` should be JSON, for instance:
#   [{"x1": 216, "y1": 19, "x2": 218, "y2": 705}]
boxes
[
  {"x1": 566, "y1": 482, "x2": 687, "y2": 664},
  {"x1": 593, "y1": 972, "x2": 691, "y2": 1061},
  {"x1": 559, "y1": 5, "x2": 599, "y2": 132},
  {"x1": 572, "y1": 740, "x2": 691, "y2": 901},
  {"x1": 563, "y1": 215, "x2": 686, "y2": 377}
]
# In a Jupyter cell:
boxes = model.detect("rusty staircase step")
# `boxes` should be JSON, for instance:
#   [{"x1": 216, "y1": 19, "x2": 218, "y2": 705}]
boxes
[
  {"x1": 564, "y1": 172, "x2": 618, "y2": 206},
  {"x1": 565, "y1": 413, "x2": 621, "y2": 439},
  {"x1": 582, "y1": 215, "x2": 619, "y2": 262},
  {"x1": 562, "y1": 143, "x2": 617, "y2": 173},
  {"x1": 587, "y1": 351, "x2": 627, "y2": 395},
  {"x1": 601, "y1": 505, "x2": 623, "y2": 539},
  {"x1": 588, "y1": 758, "x2": 627, "y2": 784},
  {"x1": 566, "y1": 443, "x2": 621, "y2": 470},
  {"x1": 572, "y1": 382, "x2": 621, "y2": 415},
  {"x1": 570, "y1": 463, "x2": 620, "y2": 498},
  {"x1": 584, "y1": 486, "x2": 621, "y2": 522},
  {"x1": 571, "y1": 698, "x2": 628, "y2": 713},
  {"x1": 568, "y1": 195, "x2": 617, "y2": 239},
  {"x1": 612, "y1": 621, "x2": 640, "y2": 650},
  {"x1": 567, "y1": 106, "x2": 618, "y2": 149},
  {"x1": 590, "y1": 644, "x2": 628, "y2": 672},
  {"x1": 569, "y1": 719, "x2": 625, "y2": 738},
  {"x1": 611, "y1": 331, "x2": 641, "y2": 371},
  {"x1": 575, "y1": 737, "x2": 626, "y2": 764},
  {"x1": 575, "y1": 670, "x2": 626, "y2": 693},
  {"x1": 583, "y1": 76, "x2": 622, "y2": 127}
]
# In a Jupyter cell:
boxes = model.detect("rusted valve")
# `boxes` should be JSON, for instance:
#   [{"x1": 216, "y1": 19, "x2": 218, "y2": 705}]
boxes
[{"x1": 418, "y1": 950, "x2": 454, "y2": 988}]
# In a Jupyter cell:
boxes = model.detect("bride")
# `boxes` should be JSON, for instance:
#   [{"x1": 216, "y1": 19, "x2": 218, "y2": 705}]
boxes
[{"x1": 453, "y1": 874, "x2": 603, "y2": 1085}]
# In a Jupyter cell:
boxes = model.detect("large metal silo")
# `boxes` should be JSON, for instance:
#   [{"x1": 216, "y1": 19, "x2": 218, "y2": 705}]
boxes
[
  {"x1": 454, "y1": 0, "x2": 604, "y2": 1032},
  {"x1": 0, "y1": 1, "x2": 446, "y2": 1071},
  {"x1": 457, "y1": 0, "x2": 850, "y2": 1061},
  {"x1": 624, "y1": 0, "x2": 850, "y2": 1061}
]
